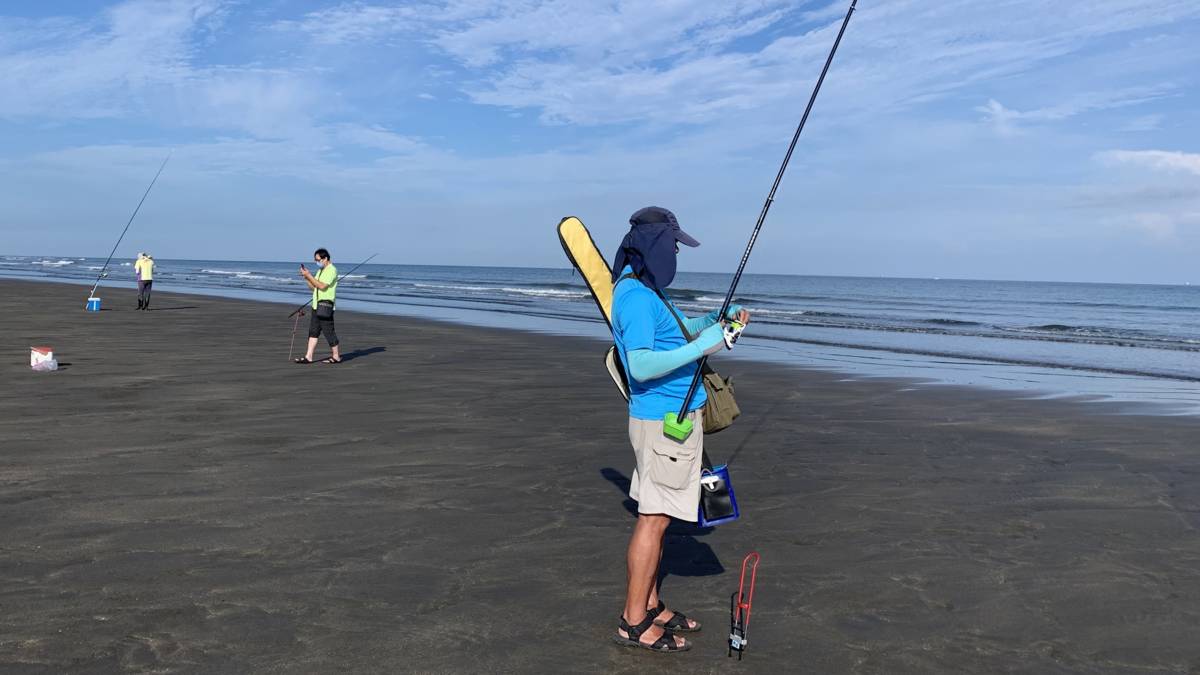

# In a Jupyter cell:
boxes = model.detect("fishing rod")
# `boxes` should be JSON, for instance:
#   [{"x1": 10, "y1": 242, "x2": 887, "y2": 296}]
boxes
[
  {"x1": 286, "y1": 253, "x2": 378, "y2": 318},
  {"x1": 667, "y1": 0, "x2": 857, "y2": 439},
  {"x1": 84, "y1": 151, "x2": 172, "y2": 307}
]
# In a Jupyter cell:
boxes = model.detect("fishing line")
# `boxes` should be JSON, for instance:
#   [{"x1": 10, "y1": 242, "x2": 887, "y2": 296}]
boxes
[{"x1": 84, "y1": 151, "x2": 172, "y2": 306}]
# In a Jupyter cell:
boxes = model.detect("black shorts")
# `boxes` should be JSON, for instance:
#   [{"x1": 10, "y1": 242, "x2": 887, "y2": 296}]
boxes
[{"x1": 308, "y1": 303, "x2": 338, "y2": 347}]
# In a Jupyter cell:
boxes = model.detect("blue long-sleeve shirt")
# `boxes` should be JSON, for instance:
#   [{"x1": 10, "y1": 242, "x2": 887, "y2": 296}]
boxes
[{"x1": 611, "y1": 267, "x2": 710, "y2": 420}]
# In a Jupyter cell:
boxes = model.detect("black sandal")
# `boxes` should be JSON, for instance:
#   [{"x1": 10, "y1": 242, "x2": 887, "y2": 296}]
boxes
[
  {"x1": 648, "y1": 600, "x2": 701, "y2": 633},
  {"x1": 322, "y1": 357, "x2": 342, "y2": 364},
  {"x1": 294, "y1": 357, "x2": 313, "y2": 364},
  {"x1": 613, "y1": 613, "x2": 690, "y2": 653}
]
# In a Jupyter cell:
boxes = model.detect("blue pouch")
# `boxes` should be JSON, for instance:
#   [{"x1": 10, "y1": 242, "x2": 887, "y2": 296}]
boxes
[{"x1": 698, "y1": 463, "x2": 739, "y2": 527}]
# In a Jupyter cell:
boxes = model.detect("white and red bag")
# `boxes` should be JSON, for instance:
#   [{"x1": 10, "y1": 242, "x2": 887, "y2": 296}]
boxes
[{"x1": 30, "y1": 346, "x2": 58, "y2": 372}]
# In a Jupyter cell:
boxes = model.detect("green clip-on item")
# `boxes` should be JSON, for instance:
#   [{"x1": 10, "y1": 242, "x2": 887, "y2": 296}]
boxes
[{"x1": 663, "y1": 411, "x2": 693, "y2": 442}]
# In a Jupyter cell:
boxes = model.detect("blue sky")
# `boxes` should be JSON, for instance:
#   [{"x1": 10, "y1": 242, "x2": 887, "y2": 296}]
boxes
[{"x1": 1, "y1": 1, "x2": 1198, "y2": 283}]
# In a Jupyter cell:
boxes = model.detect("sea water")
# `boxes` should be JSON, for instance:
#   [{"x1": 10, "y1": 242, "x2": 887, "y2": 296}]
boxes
[{"x1": 5, "y1": 256, "x2": 1198, "y2": 413}]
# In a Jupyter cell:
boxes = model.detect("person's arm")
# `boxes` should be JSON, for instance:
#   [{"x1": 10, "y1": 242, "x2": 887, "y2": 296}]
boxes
[
  {"x1": 312, "y1": 266, "x2": 335, "y2": 291},
  {"x1": 681, "y1": 303, "x2": 746, "y2": 335},
  {"x1": 626, "y1": 324, "x2": 724, "y2": 382},
  {"x1": 617, "y1": 292, "x2": 726, "y2": 382},
  {"x1": 300, "y1": 265, "x2": 329, "y2": 290}
]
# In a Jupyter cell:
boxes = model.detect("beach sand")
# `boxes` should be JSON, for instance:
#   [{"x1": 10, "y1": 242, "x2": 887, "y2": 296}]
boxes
[{"x1": 3, "y1": 279, "x2": 1200, "y2": 674}]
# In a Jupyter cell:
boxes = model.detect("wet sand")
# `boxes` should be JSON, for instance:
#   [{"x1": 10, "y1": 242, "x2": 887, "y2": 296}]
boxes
[{"x1": 3, "y1": 279, "x2": 1200, "y2": 674}]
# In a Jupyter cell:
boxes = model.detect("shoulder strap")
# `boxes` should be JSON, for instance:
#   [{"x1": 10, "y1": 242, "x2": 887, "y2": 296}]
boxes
[
  {"x1": 616, "y1": 272, "x2": 694, "y2": 341},
  {"x1": 654, "y1": 290, "x2": 694, "y2": 342}
]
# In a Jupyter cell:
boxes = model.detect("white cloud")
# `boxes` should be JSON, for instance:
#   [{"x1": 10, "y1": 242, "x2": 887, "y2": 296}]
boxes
[
  {"x1": 1100, "y1": 150, "x2": 1200, "y2": 176},
  {"x1": 1131, "y1": 212, "x2": 1178, "y2": 239},
  {"x1": 1120, "y1": 114, "x2": 1164, "y2": 132},
  {"x1": 333, "y1": 123, "x2": 428, "y2": 154},
  {"x1": 977, "y1": 86, "x2": 1175, "y2": 136},
  {"x1": 0, "y1": 0, "x2": 222, "y2": 118},
  {"x1": 399, "y1": 0, "x2": 1200, "y2": 127},
  {"x1": 432, "y1": 1, "x2": 794, "y2": 68},
  {"x1": 273, "y1": 2, "x2": 420, "y2": 45},
  {"x1": 0, "y1": 1, "x2": 341, "y2": 141},
  {"x1": 1091, "y1": 149, "x2": 1200, "y2": 244}
]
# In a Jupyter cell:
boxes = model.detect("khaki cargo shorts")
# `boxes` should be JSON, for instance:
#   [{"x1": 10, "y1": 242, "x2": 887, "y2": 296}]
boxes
[{"x1": 628, "y1": 410, "x2": 703, "y2": 522}]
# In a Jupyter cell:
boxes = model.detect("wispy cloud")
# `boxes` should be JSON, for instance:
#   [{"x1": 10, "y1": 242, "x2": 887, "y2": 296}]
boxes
[
  {"x1": 1120, "y1": 114, "x2": 1165, "y2": 133},
  {"x1": 0, "y1": 0, "x2": 337, "y2": 141},
  {"x1": 977, "y1": 86, "x2": 1175, "y2": 136},
  {"x1": 1092, "y1": 149, "x2": 1200, "y2": 243},
  {"x1": 1099, "y1": 150, "x2": 1200, "y2": 176},
  {"x1": 398, "y1": 0, "x2": 1200, "y2": 127},
  {"x1": 0, "y1": 0, "x2": 222, "y2": 118},
  {"x1": 273, "y1": 2, "x2": 421, "y2": 46}
]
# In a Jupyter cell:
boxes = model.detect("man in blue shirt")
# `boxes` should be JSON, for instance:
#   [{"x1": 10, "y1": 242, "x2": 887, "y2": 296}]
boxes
[{"x1": 609, "y1": 207, "x2": 750, "y2": 653}]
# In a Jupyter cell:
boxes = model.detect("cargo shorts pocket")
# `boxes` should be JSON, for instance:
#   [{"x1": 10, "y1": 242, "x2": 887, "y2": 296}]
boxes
[{"x1": 648, "y1": 430, "x2": 700, "y2": 490}]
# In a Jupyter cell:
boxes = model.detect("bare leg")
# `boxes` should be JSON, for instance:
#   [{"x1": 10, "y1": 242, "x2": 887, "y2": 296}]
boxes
[
  {"x1": 647, "y1": 544, "x2": 698, "y2": 630},
  {"x1": 304, "y1": 336, "x2": 318, "y2": 361},
  {"x1": 330, "y1": 344, "x2": 341, "y2": 361},
  {"x1": 646, "y1": 547, "x2": 663, "y2": 611},
  {"x1": 620, "y1": 514, "x2": 686, "y2": 647}
]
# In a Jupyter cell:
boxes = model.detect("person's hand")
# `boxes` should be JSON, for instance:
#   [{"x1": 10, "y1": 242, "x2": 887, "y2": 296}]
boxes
[
  {"x1": 299, "y1": 264, "x2": 309, "y2": 277},
  {"x1": 696, "y1": 324, "x2": 726, "y2": 356},
  {"x1": 725, "y1": 304, "x2": 750, "y2": 324}
]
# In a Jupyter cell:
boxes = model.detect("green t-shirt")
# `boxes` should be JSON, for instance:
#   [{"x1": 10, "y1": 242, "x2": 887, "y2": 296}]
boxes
[{"x1": 312, "y1": 263, "x2": 337, "y2": 309}]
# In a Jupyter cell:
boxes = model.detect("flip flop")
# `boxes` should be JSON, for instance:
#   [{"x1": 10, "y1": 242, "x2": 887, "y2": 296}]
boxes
[
  {"x1": 322, "y1": 357, "x2": 342, "y2": 364},
  {"x1": 294, "y1": 357, "x2": 313, "y2": 364}
]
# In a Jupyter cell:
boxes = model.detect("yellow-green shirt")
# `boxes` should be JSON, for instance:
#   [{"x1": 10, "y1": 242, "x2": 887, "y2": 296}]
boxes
[
  {"x1": 312, "y1": 263, "x2": 337, "y2": 309},
  {"x1": 135, "y1": 257, "x2": 154, "y2": 281}
]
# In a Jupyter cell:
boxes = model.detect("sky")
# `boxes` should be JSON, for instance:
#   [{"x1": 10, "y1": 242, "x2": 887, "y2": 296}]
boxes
[{"x1": 0, "y1": 1, "x2": 1198, "y2": 284}]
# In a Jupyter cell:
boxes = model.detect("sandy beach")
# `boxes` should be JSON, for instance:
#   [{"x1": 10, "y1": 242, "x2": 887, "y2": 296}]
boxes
[{"x1": 3, "y1": 279, "x2": 1200, "y2": 674}]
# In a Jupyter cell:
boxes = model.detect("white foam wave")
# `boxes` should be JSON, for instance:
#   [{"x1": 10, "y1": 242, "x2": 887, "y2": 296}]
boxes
[
  {"x1": 34, "y1": 259, "x2": 74, "y2": 266},
  {"x1": 199, "y1": 269, "x2": 294, "y2": 283},
  {"x1": 201, "y1": 269, "x2": 252, "y2": 275},
  {"x1": 414, "y1": 282, "x2": 492, "y2": 292},
  {"x1": 413, "y1": 282, "x2": 587, "y2": 299},
  {"x1": 500, "y1": 286, "x2": 589, "y2": 298}
]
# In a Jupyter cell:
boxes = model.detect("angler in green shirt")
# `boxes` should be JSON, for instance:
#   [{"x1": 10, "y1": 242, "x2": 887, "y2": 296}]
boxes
[{"x1": 295, "y1": 248, "x2": 342, "y2": 364}]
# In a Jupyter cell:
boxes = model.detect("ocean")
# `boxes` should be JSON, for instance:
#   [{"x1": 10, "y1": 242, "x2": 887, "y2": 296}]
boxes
[{"x1": 6, "y1": 255, "x2": 1199, "y2": 413}]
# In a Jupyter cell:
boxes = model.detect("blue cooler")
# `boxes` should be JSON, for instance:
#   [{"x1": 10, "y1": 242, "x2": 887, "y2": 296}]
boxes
[{"x1": 86, "y1": 297, "x2": 101, "y2": 312}]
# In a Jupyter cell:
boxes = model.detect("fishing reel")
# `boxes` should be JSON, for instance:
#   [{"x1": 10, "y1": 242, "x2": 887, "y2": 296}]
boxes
[{"x1": 723, "y1": 319, "x2": 746, "y2": 349}]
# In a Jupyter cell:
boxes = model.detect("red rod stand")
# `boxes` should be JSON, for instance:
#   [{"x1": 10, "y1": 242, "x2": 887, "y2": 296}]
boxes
[{"x1": 729, "y1": 552, "x2": 760, "y2": 659}]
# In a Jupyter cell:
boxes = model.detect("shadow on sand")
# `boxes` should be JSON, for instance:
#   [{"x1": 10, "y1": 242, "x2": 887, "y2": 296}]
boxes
[
  {"x1": 600, "y1": 467, "x2": 724, "y2": 578},
  {"x1": 340, "y1": 346, "x2": 386, "y2": 362}
]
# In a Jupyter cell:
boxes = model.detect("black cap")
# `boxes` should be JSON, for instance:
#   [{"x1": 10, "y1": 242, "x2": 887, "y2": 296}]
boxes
[{"x1": 629, "y1": 206, "x2": 700, "y2": 247}]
